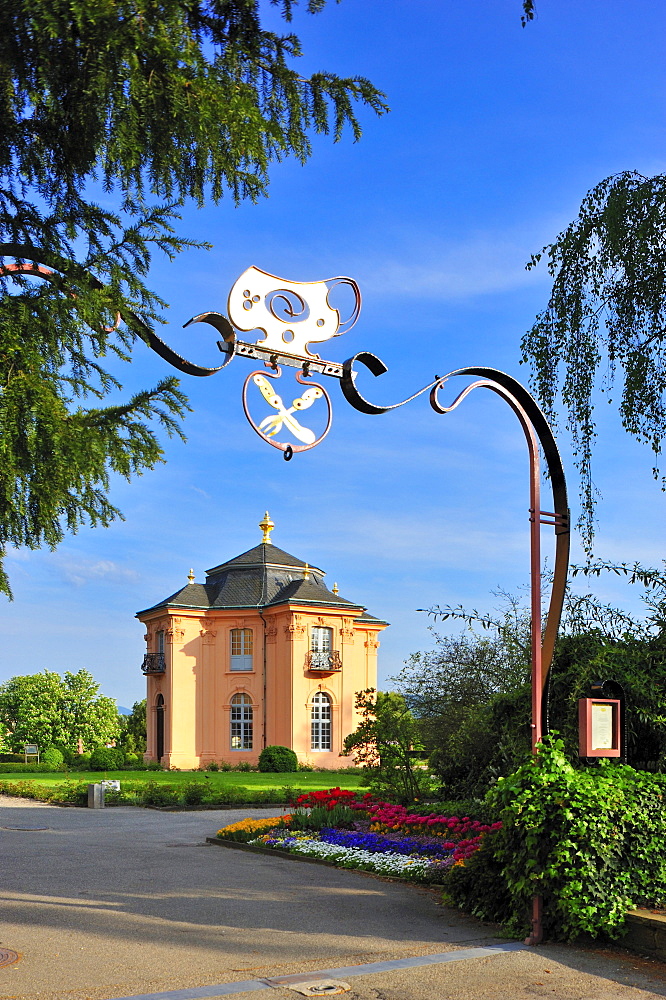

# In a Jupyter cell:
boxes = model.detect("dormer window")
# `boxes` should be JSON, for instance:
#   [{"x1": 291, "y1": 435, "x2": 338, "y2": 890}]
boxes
[{"x1": 230, "y1": 628, "x2": 253, "y2": 671}]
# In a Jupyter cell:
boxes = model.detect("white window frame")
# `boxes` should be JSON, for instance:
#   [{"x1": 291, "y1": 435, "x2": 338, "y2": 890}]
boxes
[
  {"x1": 230, "y1": 628, "x2": 253, "y2": 671},
  {"x1": 311, "y1": 691, "x2": 332, "y2": 752},
  {"x1": 230, "y1": 693, "x2": 253, "y2": 750},
  {"x1": 310, "y1": 626, "x2": 333, "y2": 670}
]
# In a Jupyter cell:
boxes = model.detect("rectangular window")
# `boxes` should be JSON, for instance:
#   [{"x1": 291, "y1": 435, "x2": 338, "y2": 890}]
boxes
[
  {"x1": 310, "y1": 626, "x2": 333, "y2": 670},
  {"x1": 230, "y1": 628, "x2": 253, "y2": 671},
  {"x1": 157, "y1": 630, "x2": 165, "y2": 655}
]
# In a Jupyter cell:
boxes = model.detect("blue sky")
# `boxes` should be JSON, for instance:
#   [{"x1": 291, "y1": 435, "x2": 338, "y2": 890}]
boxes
[{"x1": 2, "y1": 0, "x2": 666, "y2": 707}]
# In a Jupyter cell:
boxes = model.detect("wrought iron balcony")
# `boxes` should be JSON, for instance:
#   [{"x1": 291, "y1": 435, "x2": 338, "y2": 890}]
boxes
[
  {"x1": 305, "y1": 650, "x2": 342, "y2": 672},
  {"x1": 141, "y1": 653, "x2": 166, "y2": 674}
]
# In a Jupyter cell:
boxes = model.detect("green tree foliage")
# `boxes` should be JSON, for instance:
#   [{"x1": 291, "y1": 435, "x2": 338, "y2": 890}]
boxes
[
  {"x1": 0, "y1": 669, "x2": 120, "y2": 752},
  {"x1": 402, "y1": 585, "x2": 666, "y2": 797},
  {"x1": 342, "y1": 689, "x2": 431, "y2": 804},
  {"x1": 521, "y1": 170, "x2": 666, "y2": 548},
  {"x1": 0, "y1": 1, "x2": 387, "y2": 596},
  {"x1": 118, "y1": 698, "x2": 147, "y2": 755}
]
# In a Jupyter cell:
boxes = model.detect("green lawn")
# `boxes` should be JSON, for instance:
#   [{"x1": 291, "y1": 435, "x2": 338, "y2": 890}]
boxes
[{"x1": 0, "y1": 770, "x2": 366, "y2": 792}]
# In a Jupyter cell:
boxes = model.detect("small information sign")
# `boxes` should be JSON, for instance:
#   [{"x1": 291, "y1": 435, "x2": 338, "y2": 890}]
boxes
[
  {"x1": 24, "y1": 744, "x2": 39, "y2": 763},
  {"x1": 578, "y1": 698, "x2": 621, "y2": 757}
]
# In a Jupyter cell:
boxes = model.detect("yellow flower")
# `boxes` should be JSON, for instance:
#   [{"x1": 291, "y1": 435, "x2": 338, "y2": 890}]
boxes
[{"x1": 217, "y1": 814, "x2": 291, "y2": 837}]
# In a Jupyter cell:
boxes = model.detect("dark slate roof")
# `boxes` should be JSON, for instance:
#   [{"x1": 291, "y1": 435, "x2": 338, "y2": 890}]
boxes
[
  {"x1": 264, "y1": 576, "x2": 360, "y2": 609},
  {"x1": 354, "y1": 610, "x2": 389, "y2": 626},
  {"x1": 136, "y1": 541, "x2": 377, "y2": 617},
  {"x1": 206, "y1": 543, "x2": 322, "y2": 576}
]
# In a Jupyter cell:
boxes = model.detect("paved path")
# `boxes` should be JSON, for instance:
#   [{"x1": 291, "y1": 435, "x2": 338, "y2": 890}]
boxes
[{"x1": 0, "y1": 796, "x2": 665, "y2": 1000}]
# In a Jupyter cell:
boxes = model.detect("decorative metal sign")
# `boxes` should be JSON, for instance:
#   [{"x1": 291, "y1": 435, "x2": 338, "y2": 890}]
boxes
[{"x1": 164, "y1": 266, "x2": 361, "y2": 458}]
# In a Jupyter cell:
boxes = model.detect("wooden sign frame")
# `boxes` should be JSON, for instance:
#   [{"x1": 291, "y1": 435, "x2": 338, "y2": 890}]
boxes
[{"x1": 578, "y1": 698, "x2": 621, "y2": 757}]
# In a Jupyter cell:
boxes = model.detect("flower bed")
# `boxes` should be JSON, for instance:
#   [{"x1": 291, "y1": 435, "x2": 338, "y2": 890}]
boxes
[{"x1": 215, "y1": 789, "x2": 501, "y2": 884}]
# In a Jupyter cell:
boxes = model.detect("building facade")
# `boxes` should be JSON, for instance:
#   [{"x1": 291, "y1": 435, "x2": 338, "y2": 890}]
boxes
[{"x1": 136, "y1": 514, "x2": 388, "y2": 769}]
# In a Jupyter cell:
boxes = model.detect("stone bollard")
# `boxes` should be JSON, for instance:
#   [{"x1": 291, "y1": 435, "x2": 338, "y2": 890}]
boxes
[{"x1": 87, "y1": 783, "x2": 105, "y2": 808}]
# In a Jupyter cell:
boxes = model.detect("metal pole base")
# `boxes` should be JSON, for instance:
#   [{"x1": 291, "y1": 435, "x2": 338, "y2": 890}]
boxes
[{"x1": 524, "y1": 894, "x2": 543, "y2": 945}]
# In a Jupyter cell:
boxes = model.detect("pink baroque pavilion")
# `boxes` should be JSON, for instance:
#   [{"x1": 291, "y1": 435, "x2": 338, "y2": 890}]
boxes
[{"x1": 136, "y1": 514, "x2": 388, "y2": 769}]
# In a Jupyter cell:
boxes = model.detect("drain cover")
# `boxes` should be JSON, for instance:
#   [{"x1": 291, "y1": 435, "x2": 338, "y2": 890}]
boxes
[
  {"x1": 0, "y1": 948, "x2": 20, "y2": 968},
  {"x1": 283, "y1": 981, "x2": 350, "y2": 996}
]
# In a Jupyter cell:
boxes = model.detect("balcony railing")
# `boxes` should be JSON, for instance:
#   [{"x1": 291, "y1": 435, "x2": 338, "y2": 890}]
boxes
[
  {"x1": 141, "y1": 653, "x2": 166, "y2": 674},
  {"x1": 305, "y1": 650, "x2": 342, "y2": 672}
]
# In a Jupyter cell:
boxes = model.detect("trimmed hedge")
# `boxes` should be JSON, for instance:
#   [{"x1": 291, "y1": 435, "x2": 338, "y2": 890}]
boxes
[
  {"x1": 444, "y1": 740, "x2": 666, "y2": 940},
  {"x1": 0, "y1": 762, "x2": 65, "y2": 773},
  {"x1": 0, "y1": 777, "x2": 301, "y2": 808},
  {"x1": 90, "y1": 746, "x2": 125, "y2": 770}
]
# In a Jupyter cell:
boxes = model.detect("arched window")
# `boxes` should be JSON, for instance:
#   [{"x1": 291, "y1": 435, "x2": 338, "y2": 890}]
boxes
[
  {"x1": 156, "y1": 693, "x2": 165, "y2": 761},
  {"x1": 230, "y1": 693, "x2": 253, "y2": 750},
  {"x1": 230, "y1": 628, "x2": 253, "y2": 671},
  {"x1": 311, "y1": 692, "x2": 331, "y2": 751}
]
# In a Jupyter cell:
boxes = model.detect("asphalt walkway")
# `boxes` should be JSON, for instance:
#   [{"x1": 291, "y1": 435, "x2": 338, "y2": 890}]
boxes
[{"x1": 1, "y1": 796, "x2": 665, "y2": 1000}]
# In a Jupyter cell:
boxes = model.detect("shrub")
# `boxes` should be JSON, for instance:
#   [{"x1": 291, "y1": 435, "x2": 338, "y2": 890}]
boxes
[
  {"x1": 72, "y1": 753, "x2": 92, "y2": 770},
  {"x1": 139, "y1": 781, "x2": 180, "y2": 806},
  {"x1": 90, "y1": 746, "x2": 124, "y2": 770},
  {"x1": 41, "y1": 746, "x2": 64, "y2": 769},
  {"x1": 182, "y1": 781, "x2": 207, "y2": 806},
  {"x1": 258, "y1": 746, "x2": 298, "y2": 773},
  {"x1": 413, "y1": 799, "x2": 495, "y2": 824},
  {"x1": 233, "y1": 760, "x2": 254, "y2": 772},
  {"x1": 205, "y1": 761, "x2": 219, "y2": 771},
  {"x1": 445, "y1": 739, "x2": 666, "y2": 940},
  {"x1": 0, "y1": 753, "x2": 25, "y2": 763},
  {"x1": 123, "y1": 753, "x2": 140, "y2": 767},
  {"x1": 0, "y1": 762, "x2": 59, "y2": 773}
]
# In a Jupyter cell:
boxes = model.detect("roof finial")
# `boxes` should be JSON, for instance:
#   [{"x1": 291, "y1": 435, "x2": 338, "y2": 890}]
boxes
[
  {"x1": 303, "y1": 562, "x2": 311, "y2": 580},
  {"x1": 259, "y1": 510, "x2": 275, "y2": 544},
  {"x1": 332, "y1": 581, "x2": 339, "y2": 595},
  {"x1": 188, "y1": 568, "x2": 195, "y2": 584}
]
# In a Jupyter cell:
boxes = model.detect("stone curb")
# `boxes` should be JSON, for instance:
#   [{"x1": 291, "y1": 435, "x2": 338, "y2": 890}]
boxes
[
  {"x1": 624, "y1": 909, "x2": 666, "y2": 962},
  {"x1": 206, "y1": 836, "x2": 448, "y2": 889}
]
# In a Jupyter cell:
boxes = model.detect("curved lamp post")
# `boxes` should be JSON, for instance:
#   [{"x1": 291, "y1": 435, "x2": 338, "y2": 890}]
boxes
[{"x1": 3, "y1": 259, "x2": 569, "y2": 943}]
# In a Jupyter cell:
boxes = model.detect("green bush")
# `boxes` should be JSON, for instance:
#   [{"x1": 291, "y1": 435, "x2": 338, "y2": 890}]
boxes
[
  {"x1": 90, "y1": 746, "x2": 124, "y2": 770},
  {"x1": 124, "y1": 753, "x2": 140, "y2": 767},
  {"x1": 232, "y1": 760, "x2": 254, "y2": 772},
  {"x1": 258, "y1": 746, "x2": 298, "y2": 773},
  {"x1": 182, "y1": 780, "x2": 207, "y2": 805},
  {"x1": 41, "y1": 746, "x2": 64, "y2": 769},
  {"x1": 413, "y1": 799, "x2": 495, "y2": 824},
  {"x1": 139, "y1": 780, "x2": 180, "y2": 806},
  {"x1": 0, "y1": 753, "x2": 25, "y2": 763},
  {"x1": 445, "y1": 740, "x2": 666, "y2": 940},
  {"x1": 0, "y1": 762, "x2": 63, "y2": 773}
]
